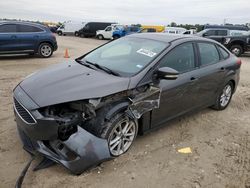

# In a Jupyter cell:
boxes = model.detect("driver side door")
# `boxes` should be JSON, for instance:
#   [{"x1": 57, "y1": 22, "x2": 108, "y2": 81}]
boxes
[{"x1": 151, "y1": 42, "x2": 200, "y2": 127}]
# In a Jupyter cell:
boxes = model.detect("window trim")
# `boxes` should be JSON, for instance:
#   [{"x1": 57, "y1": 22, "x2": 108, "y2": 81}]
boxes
[
  {"x1": 156, "y1": 42, "x2": 199, "y2": 74},
  {"x1": 0, "y1": 23, "x2": 45, "y2": 34},
  {"x1": 17, "y1": 24, "x2": 45, "y2": 33},
  {"x1": 196, "y1": 41, "x2": 221, "y2": 68},
  {"x1": 216, "y1": 44, "x2": 230, "y2": 60},
  {"x1": 0, "y1": 24, "x2": 18, "y2": 33}
]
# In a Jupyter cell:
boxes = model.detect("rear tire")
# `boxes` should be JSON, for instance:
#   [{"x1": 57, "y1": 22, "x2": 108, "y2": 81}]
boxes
[
  {"x1": 212, "y1": 81, "x2": 234, "y2": 110},
  {"x1": 57, "y1": 31, "x2": 62, "y2": 36},
  {"x1": 38, "y1": 43, "x2": 53, "y2": 58},
  {"x1": 230, "y1": 45, "x2": 243, "y2": 57},
  {"x1": 74, "y1": 31, "x2": 79, "y2": 36}
]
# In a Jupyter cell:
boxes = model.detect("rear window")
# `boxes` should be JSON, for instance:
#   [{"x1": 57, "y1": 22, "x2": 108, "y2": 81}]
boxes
[
  {"x1": 198, "y1": 43, "x2": 220, "y2": 66},
  {"x1": 218, "y1": 46, "x2": 230, "y2": 59},
  {"x1": 18, "y1": 24, "x2": 44, "y2": 32},
  {"x1": 0, "y1": 24, "x2": 17, "y2": 33}
]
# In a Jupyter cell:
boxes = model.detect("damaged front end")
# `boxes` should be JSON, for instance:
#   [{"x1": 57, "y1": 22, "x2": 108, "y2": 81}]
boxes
[
  {"x1": 14, "y1": 84, "x2": 161, "y2": 179},
  {"x1": 14, "y1": 86, "x2": 111, "y2": 176}
]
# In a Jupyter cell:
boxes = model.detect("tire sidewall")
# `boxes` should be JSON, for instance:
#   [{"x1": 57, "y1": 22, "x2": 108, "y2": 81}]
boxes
[
  {"x1": 97, "y1": 35, "x2": 104, "y2": 40},
  {"x1": 38, "y1": 43, "x2": 53, "y2": 58},
  {"x1": 102, "y1": 113, "x2": 138, "y2": 156},
  {"x1": 215, "y1": 82, "x2": 234, "y2": 110},
  {"x1": 230, "y1": 45, "x2": 243, "y2": 57}
]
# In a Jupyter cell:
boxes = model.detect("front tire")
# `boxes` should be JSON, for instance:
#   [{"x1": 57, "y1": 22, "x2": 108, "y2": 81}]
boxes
[
  {"x1": 97, "y1": 34, "x2": 104, "y2": 40},
  {"x1": 38, "y1": 43, "x2": 53, "y2": 58},
  {"x1": 57, "y1": 31, "x2": 62, "y2": 36},
  {"x1": 230, "y1": 45, "x2": 243, "y2": 57},
  {"x1": 212, "y1": 82, "x2": 234, "y2": 110},
  {"x1": 101, "y1": 113, "x2": 138, "y2": 157}
]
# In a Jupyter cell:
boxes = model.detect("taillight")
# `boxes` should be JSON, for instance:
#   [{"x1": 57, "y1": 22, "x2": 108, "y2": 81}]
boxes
[{"x1": 236, "y1": 59, "x2": 242, "y2": 66}]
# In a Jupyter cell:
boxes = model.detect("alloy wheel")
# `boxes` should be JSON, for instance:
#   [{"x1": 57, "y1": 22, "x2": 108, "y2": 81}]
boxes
[
  {"x1": 220, "y1": 84, "x2": 232, "y2": 107},
  {"x1": 108, "y1": 117, "x2": 136, "y2": 156},
  {"x1": 40, "y1": 44, "x2": 52, "y2": 57}
]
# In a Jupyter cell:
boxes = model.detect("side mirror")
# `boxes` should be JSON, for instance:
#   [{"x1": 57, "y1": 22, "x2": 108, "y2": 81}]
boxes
[{"x1": 156, "y1": 67, "x2": 179, "y2": 80}]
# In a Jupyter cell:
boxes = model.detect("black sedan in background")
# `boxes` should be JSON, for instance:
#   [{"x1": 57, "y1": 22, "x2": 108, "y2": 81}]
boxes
[{"x1": 13, "y1": 33, "x2": 241, "y2": 175}]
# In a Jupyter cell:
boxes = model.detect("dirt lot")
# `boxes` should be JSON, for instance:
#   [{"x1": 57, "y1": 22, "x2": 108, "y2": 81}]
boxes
[{"x1": 0, "y1": 36, "x2": 249, "y2": 188}]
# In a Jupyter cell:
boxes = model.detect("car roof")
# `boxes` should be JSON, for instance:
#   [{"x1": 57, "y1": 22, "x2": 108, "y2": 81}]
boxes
[
  {"x1": 128, "y1": 33, "x2": 208, "y2": 43},
  {"x1": 0, "y1": 21, "x2": 48, "y2": 29}
]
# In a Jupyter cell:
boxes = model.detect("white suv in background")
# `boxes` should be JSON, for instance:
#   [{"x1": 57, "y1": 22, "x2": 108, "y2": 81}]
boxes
[{"x1": 96, "y1": 24, "x2": 123, "y2": 40}]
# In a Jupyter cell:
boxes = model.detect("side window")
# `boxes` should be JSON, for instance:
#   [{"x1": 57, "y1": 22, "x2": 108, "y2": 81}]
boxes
[
  {"x1": 198, "y1": 43, "x2": 220, "y2": 66},
  {"x1": 218, "y1": 46, "x2": 229, "y2": 59},
  {"x1": 159, "y1": 43, "x2": 195, "y2": 73},
  {"x1": 0, "y1": 24, "x2": 17, "y2": 33},
  {"x1": 105, "y1": 26, "x2": 112, "y2": 31},
  {"x1": 217, "y1": 30, "x2": 227, "y2": 36},
  {"x1": 206, "y1": 30, "x2": 216, "y2": 36},
  {"x1": 18, "y1": 24, "x2": 43, "y2": 32}
]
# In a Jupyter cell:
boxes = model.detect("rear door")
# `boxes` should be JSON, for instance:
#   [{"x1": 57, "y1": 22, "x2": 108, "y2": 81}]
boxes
[
  {"x1": 0, "y1": 24, "x2": 19, "y2": 52},
  {"x1": 16, "y1": 24, "x2": 44, "y2": 51},
  {"x1": 151, "y1": 42, "x2": 200, "y2": 127},
  {"x1": 191, "y1": 42, "x2": 227, "y2": 106}
]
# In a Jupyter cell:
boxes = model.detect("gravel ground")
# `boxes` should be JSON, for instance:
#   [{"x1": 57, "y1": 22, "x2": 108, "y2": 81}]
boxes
[{"x1": 0, "y1": 36, "x2": 249, "y2": 188}]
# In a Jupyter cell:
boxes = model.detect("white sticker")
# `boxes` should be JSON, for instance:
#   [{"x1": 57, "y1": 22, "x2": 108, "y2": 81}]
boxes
[{"x1": 137, "y1": 49, "x2": 157, "y2": 57}]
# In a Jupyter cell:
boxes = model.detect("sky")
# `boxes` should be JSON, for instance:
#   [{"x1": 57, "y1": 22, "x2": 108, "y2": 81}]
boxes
[{"x1": 0, "y1": 0, "x2": 250, "y2": 25}]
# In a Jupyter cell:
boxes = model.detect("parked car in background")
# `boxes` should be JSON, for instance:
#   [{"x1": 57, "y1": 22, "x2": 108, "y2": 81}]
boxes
[
  {"x1": 112, "y1": 25, "x2": 140, "y2": 39},
  {"x1": 182, "y1": 29, "x2": 197, "y2": 35},
  {"x1": 163, "y1": 27, "x2": 187, "y2": 34},
  {"x1": 0, "y1": 21, "x2": 57, "y2": 58},
  {"x1": 49, "y1": 25, "x2": 59, "y2": 33},
  {"x1": 141, "y1": 25, "x2": 165, "y2": 32},
  {"x1": 78, "y1": 22, "x2": 114, "y2": 38},
  {"x1": 203, "y1": 24, "x2": 249, "y2": 32},
  {"x1": 96, "y1": 24, "x2": 123, "y2": 40},
  {"x1": 197, "y1": 28, "x2": 250, "y2": 56},
  {"x1": 57, "y1": 21, "x2": 85, "y2": 36},
  {"x1": 13, "y1": 34, "x2": 241, "y2": 175}
]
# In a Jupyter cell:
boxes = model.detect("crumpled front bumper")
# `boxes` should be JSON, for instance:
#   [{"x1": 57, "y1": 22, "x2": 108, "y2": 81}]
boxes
[
  {"x1": 14, "y1": 85, "x2": 111, "y2": 175},
  {"x1": 17, "y1": 124, "x2": 111, "y2": 175}
]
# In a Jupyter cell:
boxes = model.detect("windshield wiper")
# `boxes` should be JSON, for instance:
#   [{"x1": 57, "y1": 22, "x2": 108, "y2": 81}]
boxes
[
  {"x1": 85, "y1": 61, "x2": 120, "y2": 76},
  {"x1": 75, "y1": 59, "x2": 96, "y2": 70}
]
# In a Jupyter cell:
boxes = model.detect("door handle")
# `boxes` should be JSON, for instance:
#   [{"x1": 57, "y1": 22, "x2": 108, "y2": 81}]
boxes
[
  {"x1": 33, "y1": 35, "x2": 39, "y2": 38},
  {"x1": 11, "y1": 35, "x2": 17, "y2": 39}
]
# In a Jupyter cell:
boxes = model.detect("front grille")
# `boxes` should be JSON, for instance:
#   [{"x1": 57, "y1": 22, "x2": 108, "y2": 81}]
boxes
[{"x1": 14, "y1": 98, "x2": 36, "y2": 124}]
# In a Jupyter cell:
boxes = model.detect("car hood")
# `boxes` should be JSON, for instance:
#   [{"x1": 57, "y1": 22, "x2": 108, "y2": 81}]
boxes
[{"x1": 19, "y1": 61, "x2": 130, "y2": 108}]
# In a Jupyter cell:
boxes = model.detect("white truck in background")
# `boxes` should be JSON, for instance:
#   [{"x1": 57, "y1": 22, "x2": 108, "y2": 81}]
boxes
[
  {"x1": 96, "y1": 24, "x2": 123, "y2": 40},
  {"x1": 163, "y1": 27, "x2": 187, "y2": 34},
  {"x1": 57, "y1": 21, "x2": 85, "y2": 36}
]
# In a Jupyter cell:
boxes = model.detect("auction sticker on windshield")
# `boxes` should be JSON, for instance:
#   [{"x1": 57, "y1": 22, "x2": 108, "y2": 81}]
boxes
[{"x1": 137, "y1": 49, "x2": 157, "y2": 57}]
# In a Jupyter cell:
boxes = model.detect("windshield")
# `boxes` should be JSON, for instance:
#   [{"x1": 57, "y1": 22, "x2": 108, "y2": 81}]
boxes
[{"x1": 81, "y1": 37, "x2": 168, "y2": 77}]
